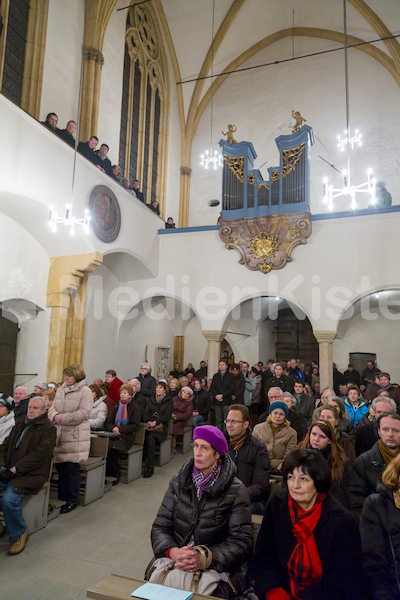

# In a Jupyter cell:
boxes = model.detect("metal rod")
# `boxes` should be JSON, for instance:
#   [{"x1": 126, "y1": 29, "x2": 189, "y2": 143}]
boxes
[{"x1": 0, "y1": 373, "x2": 38, "y2": 377}]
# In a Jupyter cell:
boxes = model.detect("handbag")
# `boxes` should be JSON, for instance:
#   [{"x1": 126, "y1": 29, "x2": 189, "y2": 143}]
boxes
[{"x1": 146, "y1": 546, "x2": 237, "y2": 596}]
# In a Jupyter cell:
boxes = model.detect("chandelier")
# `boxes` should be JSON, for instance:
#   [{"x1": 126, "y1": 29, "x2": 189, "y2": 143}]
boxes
[
  {"x1": 201, "y1": 0, "x2": 222, "y2": 171},
  {"x1": 48, "y1": 205, "x2": 90, "y2": 235},
  {"x1": 323, "y1": 0, "x2": 376, "y2": 211}
]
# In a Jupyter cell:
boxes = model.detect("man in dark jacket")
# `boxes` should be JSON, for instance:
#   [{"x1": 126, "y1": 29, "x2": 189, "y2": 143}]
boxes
[
  {"x1": 225, "y1": 404, "x2": 270, "y2": 513},
  {"x1": 77, "y1": 135, "x2": 99, "y2": 165},
  {"x1": 361, "y1": 360, "x2": 380, "y2": 388},
  {"x1": 137, "y1": 363, "x2": 156, "y2": 399},
  {"x1": 12, "y1": 386, "x2": 30, "y2": 419},
  {"x1": 264, "y1": 363, "x2": 294, "y2": 401},
  {"x1": 94, "y1": 143, "x2": 113, "y2": 175},
  {"x1": 364, "y1": 372, "x2": 400, "y2": 410},
  {"x1": 56, "y1": 120, "x2": 76, "y2": 147},
  {"x1": 0, "y1": 396, "x2": 56, "y2": 555},
  {"x1": 349, "y1": 413, "x2": 400, "y2": 516},
  {"x1": 344, "y1": 364, "x2": 361, "y2": 386},
  {"x1": 355, "y1": 397, "x2": 397, "y2": 456},
  {"x1": 292, "y1": 379, "x2": 315, "y2": 426},
  {"x1": 210, "y1": 360, "x2": 235, "y2": 430}
]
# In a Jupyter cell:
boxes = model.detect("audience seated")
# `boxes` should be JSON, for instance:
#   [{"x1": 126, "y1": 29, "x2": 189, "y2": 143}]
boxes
[
  {"x1": 170, "y1": 363, "x2": 184, "y2": 379},
  {"x1": 194, "y1": 360, "x2": 207, "y2": 380},
  {"x1": 88, "y1": 384, "x2": 107, "y2": 430},
  {"x1": 355, "y1": 396, "x2": 397, "y2": 456},
  {"x1": 364, "y1": 371, "x2": 400, "y2": 410},
  {"x1": 12, "y1": 386, "x2": 30, "y2": 419},
  {"x1": 104, "y1": 383, "x2": 141, "y2": 485},
  {"x1": 77, "y1": 135, "x2": 99, "y2": 165},
  {"x1": 344, "y1": 385, "x2": 369, "y2": 428},
  {"x1": 41, "y1": 112, "x2": 58, "y2": 131},
  {"x1": 171, "y1": 386, "x2": 193, "y2": 453},
  {"x1": 192, "y1": 379, "x2": 210, "y2": 427},
  {"x1": 104, "y1": 369, "x2": 124, "y2": 416},
  {"x1": 225, "y1": 404, "x2": 270, "y2": 514},
  {"x1": 349, "y1": 413, "x2": 400, "y2": 516},
  {"x1": 318, "y1": 404, "x2": 356, "y2": 465},
  {"x1": 0, "y1": 396, "x2": 56, "y2": 555},
  {"x1": 56, "y1": 120, "x2": 76, "y2": 147},
  {"x1": 94, "y1": 143, "x2": 112, "y2": 175},
  {"x1": 325, "y1": 396, "x2": 355, "y2": 436},
  {"x1": 126, "y1": 378, "x2": 148, "y2": 419},
  {"x1": 137, "y1": 363, "x2": 156, "y2": 399},
  {"x1": 41, "y1": 388, "x2": 55, "y2": 409},
  {"x1": 0, "y1": 395, "x2": 15, "y2": 444}
]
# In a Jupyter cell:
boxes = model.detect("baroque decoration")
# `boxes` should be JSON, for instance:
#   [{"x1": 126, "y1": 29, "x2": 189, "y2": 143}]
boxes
[{"x1": 219, "y1": 212, "x2": 312, "y2": 274}]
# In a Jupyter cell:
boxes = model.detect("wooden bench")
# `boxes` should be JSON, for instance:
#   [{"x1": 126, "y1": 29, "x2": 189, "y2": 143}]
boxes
[
  {"x1": 118, "y1": 425, "x2": 145, "y2": 484},
  {"x1": 176, "y1": 415, "x2": 193, "y2": 454},
  {"x1": 87, "y1": 573, "x2": 220, "y2": 600},
  {"x1": 155, "y1": 419, "x2": 173, "y2": 466},
  {"x1": 79, "y1": 436, "x2": 109, "y2": 505}
]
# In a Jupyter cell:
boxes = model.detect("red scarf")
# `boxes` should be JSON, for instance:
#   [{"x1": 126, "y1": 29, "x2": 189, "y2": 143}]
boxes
[{"x1": 287, "y1": 492, "x2": 326, "y2": 599}]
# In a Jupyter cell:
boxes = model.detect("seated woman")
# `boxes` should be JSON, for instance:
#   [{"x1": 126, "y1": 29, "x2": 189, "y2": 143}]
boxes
[
  {"x1": 149, "y1": 425, "x2": 252, "y2": 598},
  {"x1": 104, "y1": 383, "x2": 141, "y2": 485},
  {"x1": 171, "y1": 386, "x2": 194, "y2": 453},
  {"x1": 142, "y1": 381, "x2": 172, "y2": 479},
  {"x1": 319, "y1": 405, "x2": 356, "y2": 465},
  {"x1": 0, "y1": 395, "x2": 15, "y2": 444},
  {"x1": 253, "y1": 401, "x2": 297, "y2": 478},
  {"x1": 88, "y1": 384, "x2": 108, "y2": 430},
  {"x1": 184, "y1": 363, "x2": 196, "y2": 378},
  {"x1": 192, "y1": 379, "x2": 210, "y2": 428},
  {"x1": 360, "y1": 453, "x2": 400, "y2": 600},
  {"x1": 326, "y1": 396, "x2": 354, "y2": 436},
  {"x1": 168, "y1": 377, "x2": 180, "y2": 399},
  {"x1": 298, "y1": 420, "x2": 351, "y2": 507},
  {"x1": 252, "y1": 448, "x2": 363, "y2": 600}
]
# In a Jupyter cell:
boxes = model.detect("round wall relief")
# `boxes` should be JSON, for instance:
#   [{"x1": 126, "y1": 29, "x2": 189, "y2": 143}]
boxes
[{"x1": 89, "y1": 185, "x2": 121, "y2": 243}]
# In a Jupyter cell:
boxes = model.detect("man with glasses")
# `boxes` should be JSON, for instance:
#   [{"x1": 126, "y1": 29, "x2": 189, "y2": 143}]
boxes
[
  {"x1": 224, "y1": 404, "x2": 270, "y2": 514},
  {"x1": 30, "y1": 382, "x2": 48, "y2": 399}
]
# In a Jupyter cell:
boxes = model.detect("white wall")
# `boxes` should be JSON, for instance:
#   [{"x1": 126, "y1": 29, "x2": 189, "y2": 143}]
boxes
[{"x1": 15, "y1": 309, "x2": 51, "y2": 391}]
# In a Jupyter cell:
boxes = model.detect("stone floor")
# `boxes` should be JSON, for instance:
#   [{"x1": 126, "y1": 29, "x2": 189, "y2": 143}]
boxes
[{"x1": 0, "y1": 452, "x2": 189, "y2": 600}]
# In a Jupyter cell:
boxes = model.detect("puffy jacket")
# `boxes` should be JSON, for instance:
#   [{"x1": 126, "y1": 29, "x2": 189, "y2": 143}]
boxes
[
  {"x1": 138, "y1": 372, "x2": 156, "y2": 398},
  {"x1": 349, "y1": 441, "x2": 386, "y2": 516},
  {"x1": 89, "y1": 397, "x2": 108, "y2": 429},
  {"x1": 0, "y1": 413, "x2": 56, "y2": 494},
  {"x1": 192, "y1": 388, "x2": 210, "y2": 420},
  {"x1": 151, "y1": 454, "x2": 252, "y2": 594},
  {"x1": 360, "y1": 484, "x2": 400, "y2": 600},
  {"x1": 144, "y1": 395, "x2": 173, "y2": 441},
  {"x1": 225, "y1": 429, "x2": 270, "y2": 503},
  {"x1": 0, "y1": 410, "x2": 15, "y2": 444},
  {"x1": 48, "y1": 378, "x2": 92, "y2": 463},
  {"x1": 344, "y1": 398, "x2": 369, "y2": 428},
  {"x1": 172, "y1": 395, "x2": 193, "y2": 435},
  {"x1": 253, "y1": 420, "x2": 297, "y2": 469}
]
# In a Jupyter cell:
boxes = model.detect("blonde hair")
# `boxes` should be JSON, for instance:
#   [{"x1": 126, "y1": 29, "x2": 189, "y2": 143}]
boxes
[
  {"x1": 63, "y1": 363, "x2": 86, "y2": 382},
  {"x1": 382, "y1": 452, "x2": 400, "y2": 490}
]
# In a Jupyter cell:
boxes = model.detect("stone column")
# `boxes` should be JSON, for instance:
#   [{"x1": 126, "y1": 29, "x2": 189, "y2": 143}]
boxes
[
  {"x1": 314, "y1": 330, "x2": 336, "y2": 390},
  {"x1": 179, "y1": 166, "x2": 192, "y2": 227},
  {"x1": 173, "y1": 335, "x2": 184, "y2": 371},
  {"x1": 202, "y1": 330, "x2": 226, "y2": 379}
]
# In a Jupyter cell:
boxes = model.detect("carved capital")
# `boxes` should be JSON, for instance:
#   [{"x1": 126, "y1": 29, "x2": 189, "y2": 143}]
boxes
[
  {"x1": 202, "y1": 330, "x2": 227, "y2": 343},
  {"x1": 313, "y1": 330, "x2": 336, "y2": 345},
  {"x1": 84, "y1": 47, "x2": 105, "y2": 66},
  {"x1": 180, "y1": 166, "x2": 192, "y2": 177}
]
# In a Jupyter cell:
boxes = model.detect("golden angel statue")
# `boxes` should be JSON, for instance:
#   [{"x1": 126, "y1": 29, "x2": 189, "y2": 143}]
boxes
[
  {"x1": 291, "y1": 111, "x2": 307, "y2": 133},
  {"x1": 222, "y1": 124, "x2": 237, "y2": 145}
]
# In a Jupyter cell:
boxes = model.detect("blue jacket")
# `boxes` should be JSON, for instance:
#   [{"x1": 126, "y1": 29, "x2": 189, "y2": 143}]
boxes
[{"x1": 344, "y1": 398, "x2": 369, "y2": 427}]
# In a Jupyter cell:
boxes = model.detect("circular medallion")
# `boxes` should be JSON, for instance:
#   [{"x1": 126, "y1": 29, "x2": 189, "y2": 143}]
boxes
[{"x1": 89, "y1": 185, "x2": 121, "y2": 243}]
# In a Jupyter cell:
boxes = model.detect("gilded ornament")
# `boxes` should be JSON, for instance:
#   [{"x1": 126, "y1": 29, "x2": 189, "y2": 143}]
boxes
[
  {"x1": 282, "y1": 142, "x2": 305, "y2": 178},
  {"x1": 291, "y1": 110, "x2": 307, "y2": 133},
  {"x1": 259, "y1": 262, "x2": 272, "y2": 274},
  {"x1": 250, "y1": 231, "x2": 279, "y2": 259},
  {"x1": 224, "y1": 155, "x2": 244, "y2": 182},
  {"x1": 222, "y1": 124, "x2": 237, "y2": 145},
  {"x1": 288, "y1": 226, "x2": 301, "y2": 240}
]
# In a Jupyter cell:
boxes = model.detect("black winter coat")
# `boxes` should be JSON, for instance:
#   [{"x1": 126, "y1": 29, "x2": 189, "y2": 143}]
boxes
[
  {"x1": 192, "y1": 388, "x2": 210, "y2": 420},
  {"x1": 355, "y1": 421, "x2": 379, "y2": 456},
  {"x1": 0, "y1": 413, "x2": 56, "y2": 494},
  {"x1": 225, "y1": 429, "x2": 270, "y2": 503},
  {"x1": 349, "y1": 441, "x2": 386, "y2": 516},
  {"x1": 105, "y1": 400, "x2": 141, "y2": 451},
  {"x1": 360, "y1": 484, "x2": 400, "y2": 600},
  {"x1": 295, "y1": 393, "x2": 315, "y2": 427},
  {"x1": 252, "y1": 489, "x2": 363, "y2": 600},
  {"x1": 144, "y1": 395, "x2": 173, "y2": 441},
  {"x1": 138, "y1": 372, "x2": 156, "y2": 398},
  {"x1": 151, "y1": 454, "x2": 252, "y2": 594},
  {"x1": 210, "y1": 371, "x2": 235, "y2": 406},
  {"x1": 232, "y1": 373, "x2": 245, "y2": 405}
]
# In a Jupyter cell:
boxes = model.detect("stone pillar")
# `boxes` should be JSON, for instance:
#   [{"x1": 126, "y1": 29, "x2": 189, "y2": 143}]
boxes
[
  {"x1": 314, "y1": 330, "x2": 336, "y2": 390},
  {"x1": 202, "y1": 330, "x2": 226, "y2": 379},
  {"x1": 173, "y1": 336, "x2": 184, "y2": 371},
  {"x1": 46, "y1": 252, "x2": 102, "y2": 382},
  {"x1": 179, "y1": 166, "x2": 192, "y2": 227}
]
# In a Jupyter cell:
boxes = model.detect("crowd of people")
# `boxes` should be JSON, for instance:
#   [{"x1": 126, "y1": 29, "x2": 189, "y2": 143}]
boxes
[
  {"x1": 0, "y1": 355, "x2": 399, "y2": 599},
  {"x1": 40, "y1": 112, "x2": 176, "y2": 228}
]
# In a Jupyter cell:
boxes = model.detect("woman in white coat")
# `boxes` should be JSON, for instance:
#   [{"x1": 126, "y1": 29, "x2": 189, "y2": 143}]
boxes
[
  {"x1": 48, "y1": 364, "x2": 92, "y2": 513},
  {"x1": 88, "y1": 384, "x2": 107, "y2": 430}
]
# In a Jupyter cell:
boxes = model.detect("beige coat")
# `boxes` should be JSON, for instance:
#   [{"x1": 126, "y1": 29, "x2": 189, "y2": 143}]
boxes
[
  {"x1": 48, "y1": 378, "x2": 92, "y2": 463},
  {"x1": 252, "y1": 419, "x2": 297, "y2": 469}
]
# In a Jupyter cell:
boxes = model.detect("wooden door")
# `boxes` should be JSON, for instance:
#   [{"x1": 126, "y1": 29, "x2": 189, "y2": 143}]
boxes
[
  {"x1": 276, "y1": 309, "x2": 319, "y2": 365},
  {"x1": 0, "y1": 313, "x2": 18, "y2": 395}
]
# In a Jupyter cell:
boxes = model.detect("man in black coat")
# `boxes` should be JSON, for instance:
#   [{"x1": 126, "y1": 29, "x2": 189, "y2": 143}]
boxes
[
  {"x1": 344, "y1": 363, "x2": 361, "y2": 386},
  {"x1": 127, "y1": 378, "x2": 148, "y2": 419},
  {"x1": 56, "y1": 120, "x2": 76, "y2": 148},
  {"x1": 0, "y1": 396, "x2": 56, "y2": 555},
  {"x1": 225, "y1": 404, "x2": 270, "y2": 513},
  {"x1": 264, "y1": 363, "x2": 294, "y2": 402},
  {"x1": 292, "y1": 379, "x2": 315, "y2": 426},
  {"x1": 77, "y1": 135, "x2": 99, "y2": 165},
  {"x1": 94, "y1": 143, "x2": 113, "y2": 175},
  {"x1": 210, "y1": 359, "x2": 235, "y2": 431},
  {"x1": 41, "y1": 112, "x2": 58, "y2": 131},
  {"x1": 355, "y1": 396, "x2": 397, "y2": 456},
  {"x1": 349, "y1": 413, "x2": 400, "y2": 516},
  {"x1": 361, "y1": 360, "x2": 380, "y2": 388},
  {"x1": 12, "y1": 386, "x2": 30, "y2": 419}
]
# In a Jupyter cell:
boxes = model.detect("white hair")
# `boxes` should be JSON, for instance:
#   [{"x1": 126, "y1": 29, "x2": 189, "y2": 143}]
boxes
[{"x1": 128, "y1": 378, "x2": 141, "y2": 391}]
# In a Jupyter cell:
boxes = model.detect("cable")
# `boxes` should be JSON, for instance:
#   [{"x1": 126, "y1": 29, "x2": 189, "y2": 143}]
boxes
[{"x1": 177, "y1": 33, "x2": 400, "y2": 85}]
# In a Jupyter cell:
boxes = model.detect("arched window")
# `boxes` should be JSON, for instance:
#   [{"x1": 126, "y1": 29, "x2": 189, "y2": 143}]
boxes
[
  {"x1": 119, "y1": 4, "x2": 169, "y2": 210},
  {"x1": 0, "y1": 0, "x2": 29, "y2": 105}
]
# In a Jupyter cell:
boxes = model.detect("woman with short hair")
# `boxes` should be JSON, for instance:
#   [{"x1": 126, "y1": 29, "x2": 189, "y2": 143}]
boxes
[
  {"x1": 142, "y1": 381, "x2": 172, "y2": 478},
  {"x1": 252, "y1": 448, "x2": 363, "y2": 600},
  {"x1": 88, "y1": 384, "x2": 107, "y2": 430},
  {"x1": 48, "y1": 363, "x2": 92, "y2": 513}
]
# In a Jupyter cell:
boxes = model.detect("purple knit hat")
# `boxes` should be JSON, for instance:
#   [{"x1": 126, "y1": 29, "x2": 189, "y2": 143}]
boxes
[{"x1": 193, "y1": 425, "x2": 228, "y2": 455}]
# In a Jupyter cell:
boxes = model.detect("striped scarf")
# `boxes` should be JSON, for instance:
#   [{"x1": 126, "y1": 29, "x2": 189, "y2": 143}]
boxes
[
  {"x1": 115, "y1": 398, "x2": 131, "y2": 427},
  {"x1": 229, "y1": 431, "x2": 247, "y2": 455},
  {"x1": 192, "y1": 462, "x2": 222, "y2": 499},
  {"x1": 287, "y1": 492, "x2": 325, "y2": 599}
]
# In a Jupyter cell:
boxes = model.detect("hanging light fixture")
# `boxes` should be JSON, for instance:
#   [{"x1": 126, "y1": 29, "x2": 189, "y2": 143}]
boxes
[
  {"x1": 201, "y1": 0, "x2": 222, "y2": 170},
  {"x1": 322, "y1": 0, "x2": 376, "y2": 211},
  {"x1": 48, "y1": 5, "x2": 91, "y2": 234}
]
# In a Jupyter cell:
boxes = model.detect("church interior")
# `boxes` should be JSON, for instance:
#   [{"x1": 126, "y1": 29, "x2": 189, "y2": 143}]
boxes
[{"x1": 0, "y1": 0, "x2": 400, "y2": 595}]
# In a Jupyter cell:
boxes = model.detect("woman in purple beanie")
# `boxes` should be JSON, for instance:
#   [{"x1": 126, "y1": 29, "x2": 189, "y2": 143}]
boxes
[{"x1": 150, "y1": 425, "x2": 252, "y2": 597}]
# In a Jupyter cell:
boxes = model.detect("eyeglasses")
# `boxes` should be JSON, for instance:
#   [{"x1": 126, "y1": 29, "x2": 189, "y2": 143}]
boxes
[
  {"x1": 191, "y1": 442, "x2": 212, "y2": 453},
  {"x1": 224, "y1": 419, "x2": 244, "y2": 425}
]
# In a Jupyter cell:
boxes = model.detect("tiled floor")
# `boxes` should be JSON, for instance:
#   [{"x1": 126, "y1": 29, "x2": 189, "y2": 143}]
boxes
[{"x1": 0, "y1": 453, "x2": 189, "y2": 600}]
